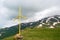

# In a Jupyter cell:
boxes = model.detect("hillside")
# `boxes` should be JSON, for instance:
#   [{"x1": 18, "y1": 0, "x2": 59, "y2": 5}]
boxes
[
  {"x1": 0, "y1": 15, "x2": 60, "y2": 39},
  {"x1": 2, "y1": 28, "x2": 60, "y2": 40}
]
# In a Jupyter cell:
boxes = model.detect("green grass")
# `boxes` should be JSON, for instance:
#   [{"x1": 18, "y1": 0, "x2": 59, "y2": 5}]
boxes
[{"x1": 2, "y1": 28, "x2": 60, "y2": 40}]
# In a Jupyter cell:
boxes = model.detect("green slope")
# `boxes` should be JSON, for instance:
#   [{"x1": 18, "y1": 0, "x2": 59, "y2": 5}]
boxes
[{"x1": 2, "y1": 28, "x2": 60, "y2": 40}]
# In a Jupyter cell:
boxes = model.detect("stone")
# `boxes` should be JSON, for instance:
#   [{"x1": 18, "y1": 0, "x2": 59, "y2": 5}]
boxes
[{"x1": 14, "y1": 34, "x2": 23, "y2": 40}]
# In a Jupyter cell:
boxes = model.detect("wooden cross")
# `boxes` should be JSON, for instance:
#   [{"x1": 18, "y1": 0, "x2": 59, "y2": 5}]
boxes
[{"x1": 14, "y1": 7, "x2": 26, "y2": 35}]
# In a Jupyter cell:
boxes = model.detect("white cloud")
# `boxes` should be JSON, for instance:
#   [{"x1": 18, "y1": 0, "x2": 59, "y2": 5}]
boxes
[
  {"x1": 2, "y1": 20, "x2": 18, "y2": 28},
  {"x1": 0, "y1": 0, "x2": 60, "y2": 28},
  {"x1": 33, "y1": 7, "x2": 60, "y2": 21},
  {"x1": 0, "y1": 0, "x2": 18, "y2": 28},
  {"x1": 24, "y1": 7, "x2": 60, "y2": 22}
]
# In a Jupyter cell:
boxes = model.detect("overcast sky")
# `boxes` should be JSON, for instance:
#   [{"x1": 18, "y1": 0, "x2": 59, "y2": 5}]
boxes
[{"x1": 0, "y1": 0, "x2": 60, "y2": 28}]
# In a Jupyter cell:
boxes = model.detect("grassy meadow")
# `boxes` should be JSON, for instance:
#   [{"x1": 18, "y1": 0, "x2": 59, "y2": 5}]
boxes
[{"x1": 2, "y1": 28, "x2": 60, "y2": 40}]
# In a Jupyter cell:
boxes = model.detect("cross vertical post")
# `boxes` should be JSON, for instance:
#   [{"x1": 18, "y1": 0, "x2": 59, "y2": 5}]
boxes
[
  {"x1": 18, "y1": 7, "x2": 21, "y2": 35},
  {"x1": 18, "y1": 7, "x2": 27, "y2": 35},
  {"x1": 14, "y1": 7, "x2": 27, "y2": 40}
]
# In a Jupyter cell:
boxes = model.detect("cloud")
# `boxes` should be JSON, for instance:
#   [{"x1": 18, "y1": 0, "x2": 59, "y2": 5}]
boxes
[
  {"x1": 0, "y1": 0, "x2": 18, "y2": 28},
  {"x1": 4, "y1": 0, "x2": 60, "y2": 17},
  {"x1": 3, "y1": 0, "x2": 60, "y2": 18},
  {"x1": 33, "y1": 7, "x2": 60, "y2": 21},
  {"x1": 3, "y1": 20, "x2": 18, "y2": 28},
  {"x1": 23, "y1": 6, "x2": 60, "y2": 22},
  {"x1": 0, "y1": 0, "x2": 60, "y2": 28}
]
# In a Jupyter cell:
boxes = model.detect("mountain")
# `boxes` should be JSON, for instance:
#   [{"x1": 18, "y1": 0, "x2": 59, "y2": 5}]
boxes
[
  {"x1": 40, "y1": 15, "x2": 60, "y2": 23},
  {"x1": 38, "y1": 15, "x2": 60, "y2": 28},
  {"x1": 0, "y1": 15, "x2": 60, "y2": 39}
]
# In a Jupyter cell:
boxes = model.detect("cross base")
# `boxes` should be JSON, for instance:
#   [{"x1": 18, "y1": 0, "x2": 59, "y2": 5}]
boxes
[{"x1": 14, "y1": 34, "x2": 23, "y2": 40}]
